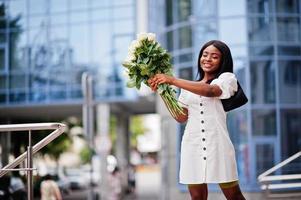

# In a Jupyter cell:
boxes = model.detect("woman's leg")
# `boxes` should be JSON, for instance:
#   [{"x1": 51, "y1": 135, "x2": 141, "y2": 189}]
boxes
[
  {"x1": 219, "y1": 181, "x2": 246, "y2": 200},
  {"x1": 188, "y1": 184, "x2": 208, "y2": 200}
]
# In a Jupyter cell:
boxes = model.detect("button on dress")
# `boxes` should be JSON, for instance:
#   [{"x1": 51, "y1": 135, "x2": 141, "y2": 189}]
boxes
[{"x1": 178, "y1": 72, "x2": 239, "y2": 184}]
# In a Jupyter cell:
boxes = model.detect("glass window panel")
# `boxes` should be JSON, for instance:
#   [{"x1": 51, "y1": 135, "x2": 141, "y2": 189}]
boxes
[
  {"x1": 29, "y1": 87, "x2": 47, "y2": 102},
  {"x1": 277, "y1": 17, "x2": 300, "y2": 43},
  {"x1": 248, "y1": 17, "x2": 275, "y2": 42},
  {"x1": 9, "y1": 0, "x2": 27, "y2": 18},
  {"x1": 231, "y1": 46, "x2": 248, "y2": 57},
  {"x1": 113, "y1": 20, "x2": 134, "y2": 35},
  {"x1": 92, "y1": 8, "x2": 110, "y2": 22},
  {"x1": 70, "y1": 11, "x2": 89, "y2": 24},
  {"x1": 166, "y1": 0, "x2": 173, "y2": 26},
  {"x1": 50, "y1": 13, "x2": 68, "y2": 26},
  {"x1": 278, "y1": 60, "x2": 301, "y2": 104},
  {"x1": 193, "y1": 0, "x2": 217, "y2": 18},
  {"x1": 179, "y1": 26, "x2": 192, "y2": 49},
  {"x1": 0, "y1": 75, "x2": 7, "y2": 89},
  {"x1": 113, "y1": 6, "x2": 134, "y2": 19},
  {"x1": 49, "y1": 87, "x2": 66, "y2": 100},
  {"x1": 113, "y1": 0, "x2": 133, "y2": 6},
  {"x1": 10, "y1": 74, "x2": 26, "y2": 89},
  {"x1": 256, "y1": 144, "x2": 274, "y2": 176},
  {"x1": 0, "y1": 48, "x2": 5, "y2": 71},
  {"x1": 247, "y1": 0, "x2": 273, "y2": 14},
  {"x1": 252, "y1": 109, "x2": 276, "y2": 136},
  {"x1": 0, "y1": 18, "x2": 7, "y2": 43},
  {"x1": 278, "y1": 45, "x2": 301, "y2": 56},
  {"x1": 178, "y1": 67, "x2": 193, "y2": 80},
  {"x1": 9, "y1": 89, "x2": 26, "y2": 103},
  {"x1": 178, "y1": 0, "x2": 191, "y2": 22},
  {"x1": 250, "y1": 60, "x2": 276, "y2": 104},
  {"x1": 166, "y1": 30, "x2": 173, "y2": 51},
  {"x1": 179, "y1": 52, "x2": 192, "y2": 63},
  {"x1": 0, "y1": 91, "x2": 6, "y2": 103},
  {"x1": 194, "y1": 21, "x2": 218, "y2": 46},
  {"x1": 220, "y1": 18, "x2": 247, "y2": 44},
  {"x1": 70, "y1": 0, "x2": 89, "y2": 11},
  {"x1": 70, "y1": 25, "x2": 90, "y2": 64},
  {"x1": 29, "y1": 0, "x2": 47, "y2": 15},
  {"x1": 281, "y1": 109, "x2": 301, "y2": 163},
  {"x1": 276, "y1": 0, "x2": 299, "y2": 13},
  {"x1": 50, "y1": 0, "x2": 68, "y2": 13},
  {"x1": 228, "y1": 110, "x2": 250, "y2": 183},
  {"x1": 249, "y1": 44, "x2": 274, "y2": 56},
  {"x1": 91, "y1": 23, "x2": 111, "y2": 65},
  {"x1": 30, "y1": 15, "x2": 47, "y2": 29},
  {"x1": 219, "y1": 0, "x2": 246, "y2": 17},
  {"x1": 11, "y1": 30, "x2": 27, "y2": 70},
  {"x1": 113, "y1": 35, "x2": 132, "y2": 62},
  {"x1": 91, "y1": 0, "x2": 111, "y2": 8}
]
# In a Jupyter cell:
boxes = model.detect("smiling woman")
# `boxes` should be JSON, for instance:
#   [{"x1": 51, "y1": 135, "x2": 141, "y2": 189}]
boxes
[{"x1": 148, "y1": 40, "x2": 246, "y2": 200}]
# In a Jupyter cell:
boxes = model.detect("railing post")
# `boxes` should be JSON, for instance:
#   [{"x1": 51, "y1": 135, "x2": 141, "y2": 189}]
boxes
[{"x1": 27, "y1": 130, "x2": 33, "y2": 200}]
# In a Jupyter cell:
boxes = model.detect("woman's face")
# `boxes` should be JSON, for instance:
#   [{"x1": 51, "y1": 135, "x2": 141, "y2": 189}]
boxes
[{"x1": 200, "y1": 45, "x2": 222, "y2": 75}]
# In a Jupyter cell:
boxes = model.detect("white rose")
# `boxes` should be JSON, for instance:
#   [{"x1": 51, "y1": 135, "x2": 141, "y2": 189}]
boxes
[
  {"x1": 147, "y1": 33, "x2": 156, "y2": 42},
  {"x1": 137, "y1": 32, "x2": 148, "y2": 41},
  {"x1": 126, "y1": 53, "x2": 136, "y2": 61}
]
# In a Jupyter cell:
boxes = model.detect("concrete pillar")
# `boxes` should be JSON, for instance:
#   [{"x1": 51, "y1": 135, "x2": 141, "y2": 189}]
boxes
[
  {"x1": 115, "y1": 112, "x2": 130, "y2": 192},
  {"x1": 157, "y1": 94, "x2": 183, "y2": 200},
  {"x1": 95, "y1": 103, "x2": 111, "y2": 200}
]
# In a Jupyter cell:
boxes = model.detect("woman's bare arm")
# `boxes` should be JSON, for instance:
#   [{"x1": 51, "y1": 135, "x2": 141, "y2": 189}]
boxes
[{"x1": 148, "y1": 74, "x2": 222, "y2": 97}]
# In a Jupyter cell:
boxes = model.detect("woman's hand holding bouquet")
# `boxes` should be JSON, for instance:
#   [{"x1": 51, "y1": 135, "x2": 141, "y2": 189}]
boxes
[{"x1": 122, "y1": 32, "x2": 184, "y2": 118}]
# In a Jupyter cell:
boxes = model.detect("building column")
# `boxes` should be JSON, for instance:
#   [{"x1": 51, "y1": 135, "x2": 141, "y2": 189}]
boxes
[
  {"x1": 157, "y1": 95, "x2": 182, "y2": 200},
  {"x1": 115, "y1": 112, "x2": 130, "y2": 192}
]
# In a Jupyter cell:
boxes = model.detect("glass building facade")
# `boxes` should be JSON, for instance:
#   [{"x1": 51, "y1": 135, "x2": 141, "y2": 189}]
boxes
[
  {"x1": 0, "y1": 0, "x2": 136, "y2": 105},
  {"x1": 150, "y1": 0, "x2": 301, "y2": 190}
]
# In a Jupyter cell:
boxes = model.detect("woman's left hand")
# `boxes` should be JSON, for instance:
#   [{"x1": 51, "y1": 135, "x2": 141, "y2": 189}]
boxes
[{"x1": 148, "y1": 74, "x2": 174, "y2": 91}]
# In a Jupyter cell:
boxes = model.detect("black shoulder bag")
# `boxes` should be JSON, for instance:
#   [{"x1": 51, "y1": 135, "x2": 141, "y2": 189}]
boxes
[{"x1": 221, "y1": 81, "x2": 248, "y2": 112}]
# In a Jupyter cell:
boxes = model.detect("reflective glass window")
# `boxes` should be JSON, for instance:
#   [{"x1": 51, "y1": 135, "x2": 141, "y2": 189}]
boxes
[
  {"x1": 113, "y1": 6, "x2": 134, "y2": 19},
  {"x1": 70, "y1": 0, "x2": 89, "y2": 11},
  {"x1": 10, "y1": 73, "x2": 26, "y2": 89},
  {"x1": 250, "y1": 61, "x2": 276, "y2": 104},
  {"x1": 276, "y1": 0, "x2": 300, "y2": 13},
  {"x1": 193, "y1": 0, "x2": 217, "y2": 18},
  {"x1": 0, "y1": 48, "x2": 5, "y2": 71},
  {"x1": 179, "y1": 26, "x2": 192, "y2": 49},
  {"x1": 178, "y1": 67, "x2": 193, "y2": 80},
  {"x1": 70, "y1": 25, "x2": 90, "y2": 64},
  {"x1": 9, "y1": 89, "x2": 26, "y2": 103},
  {"x1": 166, "y1": 30, "x2": 173, "y2": 51},
  {"x1": 277, "y1": 17, "x2": 300, "y2": 43},
  {"x1": 29, "y1": 0, "x2": 47, "y2": 15},
  {"x1": 70, "y1": 11, "x2": 89, "y2": 24},
  {"x1": 220, "y1": 18, "x2": 247, "y2": 44},
  {"x1": 252, "y1": 109, "x2": 276, "y2": 136},
  {"x1": 247, "y1": 0, "x2": 273, "y2": 14},
  {"x1": 9, "y1": 0, "x2": 27, "y2": 18},
  {"x1": 0, "y1": 75, "x2": 7, "y2": 89},
  {"x1": 50, "y1": 13, "x2": 68, "y2": 27},
  {"x1": 249, "y1": 44, "x2": 274, "y2": 56},
  {"x1": 281, "y1": 109, "x2": 301, "y2": 163},
  {"x1": 278, "y1": 60, "x2": 301, "y2": 104},
  {"x1": 278, "y1": 45, "x2": 301, "y2": 56},
  {"x1": 256, "y1": 144, "x2": 274, "y2": 176},
  {"x1": 194, "y1": 20, "x2": 218, "y2": 46},
  {"x1": 219, "y1": 0, "x2": 246, "y2": 17},
  {"x1": 50, "y1": 0, "x2": 68, "y2": 13},
  {"x1": 178, "y1": 0, "x2": 191, "y2": 22},
  {"x1": 166, "y1": 0, "x2": 173, "y2": 26},
  {"x1": 248, "y1": 17, "x2": 275, "y2": 42}
]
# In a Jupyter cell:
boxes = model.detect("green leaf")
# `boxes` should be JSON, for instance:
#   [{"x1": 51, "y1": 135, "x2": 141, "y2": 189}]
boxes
[{"x1": 126, "y1": 79, "x2": 136, "y2": 88}]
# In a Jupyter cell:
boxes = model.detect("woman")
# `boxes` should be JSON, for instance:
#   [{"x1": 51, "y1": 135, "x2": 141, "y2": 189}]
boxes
[
  {"x1": 40, "y1": 174, "x2": 62, "y2": 200},
  {"x1": 148, "y1": 40, "x2": 246, "y2": 200}
]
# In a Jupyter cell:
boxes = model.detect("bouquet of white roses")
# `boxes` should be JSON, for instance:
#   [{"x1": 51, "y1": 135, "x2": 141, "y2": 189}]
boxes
[{"x1": 122, "y1": 32, "x2": 184, "y2": 118}]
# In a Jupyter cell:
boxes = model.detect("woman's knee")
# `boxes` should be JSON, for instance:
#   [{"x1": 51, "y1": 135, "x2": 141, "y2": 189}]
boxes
[
  {"x1": 188, "y1": 184, "x2": 208, "y2": 200},
  {"x1": 221, "y1": 185, "x2": 245, "y2": 200}
]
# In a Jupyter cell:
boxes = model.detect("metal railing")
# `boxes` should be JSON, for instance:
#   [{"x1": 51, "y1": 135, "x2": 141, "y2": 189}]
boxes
[
  {"x1": 258, "y1": 151, "x2": 301, "y2": 199},
  {"x1": 0, "y1": 123, "x2": 66, "y2": 200}
]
